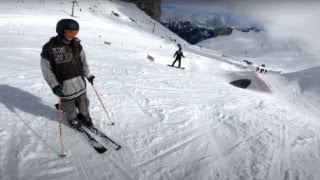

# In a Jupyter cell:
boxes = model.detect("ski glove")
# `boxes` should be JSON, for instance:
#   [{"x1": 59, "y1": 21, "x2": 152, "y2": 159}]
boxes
[
  {"x1": 88, "y1": 76, "x2": 95, "y2": 85},
  {"x1": 52, "y1": 85, "x2": 63, "y2": 97}
]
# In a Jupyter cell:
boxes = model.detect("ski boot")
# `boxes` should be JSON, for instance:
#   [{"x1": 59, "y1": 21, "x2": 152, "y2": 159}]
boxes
[{"x1": 78, "y1": 114, "x2": 93, "y2": 127}]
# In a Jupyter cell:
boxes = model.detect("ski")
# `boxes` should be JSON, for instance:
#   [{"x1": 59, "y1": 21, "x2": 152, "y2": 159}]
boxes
[
  {"x1": 87, "y1": 126, "x2": 122, "y2": 151},
  {"x1": 167, "y1": 64, "x2": 185, "y2": 69},
  {"x1": 75, "y1": 126, "x2": 107, "y2": 153},
  {"x1": 54, "y1": 104, "x2": 119, "y2": 151}
]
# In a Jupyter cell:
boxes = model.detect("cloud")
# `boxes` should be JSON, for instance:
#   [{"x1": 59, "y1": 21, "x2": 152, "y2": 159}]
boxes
[
  {"x1": 241, "y1": 1, "x2": 320, "y2": 52},
  {"x1": 205, "y1": 16, "x2": 227, "y2": 28}
]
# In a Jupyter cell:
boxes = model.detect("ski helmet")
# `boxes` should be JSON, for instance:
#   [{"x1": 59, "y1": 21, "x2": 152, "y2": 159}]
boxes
[{"x1": 56, "y1": 19, "x2": 79, "y2": 36}]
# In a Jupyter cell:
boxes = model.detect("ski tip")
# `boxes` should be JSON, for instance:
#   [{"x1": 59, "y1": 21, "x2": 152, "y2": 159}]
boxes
[
  {"x1": 60, "y1": 154, "x2": 67, "y2": 158},
  {"x1": 95, "y1": 147, "x2": 107, "y2": 154},
  {"x1": 116, "y1": 146, "x2": 122, "y2": 151}
]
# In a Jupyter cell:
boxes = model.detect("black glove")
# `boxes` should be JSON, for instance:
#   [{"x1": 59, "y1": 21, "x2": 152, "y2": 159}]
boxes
[
  {"x1": 52, "y1": 85, "x2": 63, "y2": 97},
  {"x1": 88, "y1": 76, "x2": 95, "y2": 85}
]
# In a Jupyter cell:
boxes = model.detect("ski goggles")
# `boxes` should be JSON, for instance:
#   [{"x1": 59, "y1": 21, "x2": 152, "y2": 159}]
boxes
[{"x1": 64, "y1": 29, "x2": 79, "y2": 37}]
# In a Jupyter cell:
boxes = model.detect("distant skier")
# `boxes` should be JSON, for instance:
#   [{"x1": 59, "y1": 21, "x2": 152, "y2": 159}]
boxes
[
  {"x1": 40, "y1": 19, "x2": 95, "y2": 128},
  {"x1": 171, "y1": 44, "x2": 185, "y2": 68}
]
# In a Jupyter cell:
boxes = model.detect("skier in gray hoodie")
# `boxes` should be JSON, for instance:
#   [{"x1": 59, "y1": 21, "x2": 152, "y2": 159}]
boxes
[{"x1": 41, "y1": 19, "x2": 95, "y2": 128}]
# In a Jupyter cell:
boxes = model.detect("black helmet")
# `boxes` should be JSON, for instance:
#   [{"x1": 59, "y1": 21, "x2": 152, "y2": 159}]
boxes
[{"x1": 56, "y1": 19, "x2": 79, "y2": 35}]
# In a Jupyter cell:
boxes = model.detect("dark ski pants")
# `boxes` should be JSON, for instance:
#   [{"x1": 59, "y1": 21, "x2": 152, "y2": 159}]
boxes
[
  {"x1": 62, "y1": 93, "x2": 90, "y2": 122},
  {"x1": 172, "y1": 58, "x2": 181, "y2": 68}
]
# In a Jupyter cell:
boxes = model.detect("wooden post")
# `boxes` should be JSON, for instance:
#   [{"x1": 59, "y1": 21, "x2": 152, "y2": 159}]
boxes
[{"x1": 152, "y1": 23, "x2": 155, "y2": 34}]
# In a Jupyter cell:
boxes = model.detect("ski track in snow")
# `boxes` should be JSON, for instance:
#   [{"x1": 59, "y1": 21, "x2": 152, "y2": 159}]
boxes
[{"x1": 1, "y1": 0, "x2": 320, "y2": 179}]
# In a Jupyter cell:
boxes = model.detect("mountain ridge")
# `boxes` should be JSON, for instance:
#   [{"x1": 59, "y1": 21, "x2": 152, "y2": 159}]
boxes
[{"x1": 162, "y1": 20, "x2": 261, "y2": 44}]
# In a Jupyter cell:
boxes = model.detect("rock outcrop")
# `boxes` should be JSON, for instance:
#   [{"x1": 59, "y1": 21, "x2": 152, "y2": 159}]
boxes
[{"x1": 122, "y1": 0, "x2": 162, "y2": 21}]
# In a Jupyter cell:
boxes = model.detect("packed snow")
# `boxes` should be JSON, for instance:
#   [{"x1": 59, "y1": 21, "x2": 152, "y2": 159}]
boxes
[{"x1": 0, "y1": 0, "x2": 320, "y2": 180}]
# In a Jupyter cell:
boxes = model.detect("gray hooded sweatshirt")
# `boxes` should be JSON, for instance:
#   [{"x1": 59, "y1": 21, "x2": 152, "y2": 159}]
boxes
[{"x1": 41, "y1": 36, "x2": 93, "y2": 100}]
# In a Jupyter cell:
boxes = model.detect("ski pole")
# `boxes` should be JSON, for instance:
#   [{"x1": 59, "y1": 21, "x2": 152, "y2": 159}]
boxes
[
  {"x1": 91, "y1": 84, "x2": 115, "y2": 125},
  {"x1": 58, "y1": 97, "x2": 66, "y2": 157}
]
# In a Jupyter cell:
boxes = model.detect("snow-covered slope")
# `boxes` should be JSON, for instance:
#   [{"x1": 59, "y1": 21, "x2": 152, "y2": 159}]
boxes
[
  {"x1": 198, "y1": 30, "x2": 320, "y2": 73},
  {"x1": 1, "y1": 0, "x2": 320, "y2": 180}
]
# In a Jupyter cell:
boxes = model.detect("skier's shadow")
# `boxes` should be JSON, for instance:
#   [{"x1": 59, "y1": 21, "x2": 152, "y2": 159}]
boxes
[
  {"x1": 0, "y1": 84, "x2": 68, "y2": 125},
  {"x1": 0, "y1": 84, "x2": 69, "y2": 155}
]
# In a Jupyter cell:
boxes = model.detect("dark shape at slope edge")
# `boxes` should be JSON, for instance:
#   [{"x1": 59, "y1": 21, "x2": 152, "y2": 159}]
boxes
[{"x1": 230, "y1": 79, "x2": 251, "y2": 89}]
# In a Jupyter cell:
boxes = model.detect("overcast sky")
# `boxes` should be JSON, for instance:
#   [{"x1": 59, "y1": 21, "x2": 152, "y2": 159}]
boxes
[{"x1": 162, "y1": 0, "x2": 320, "y2": 52}]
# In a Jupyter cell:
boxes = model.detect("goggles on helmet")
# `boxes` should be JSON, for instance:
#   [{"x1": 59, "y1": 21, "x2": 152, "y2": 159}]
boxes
[{"x1": 64, "y1": 29, "x2": 79, "y2": 37}]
